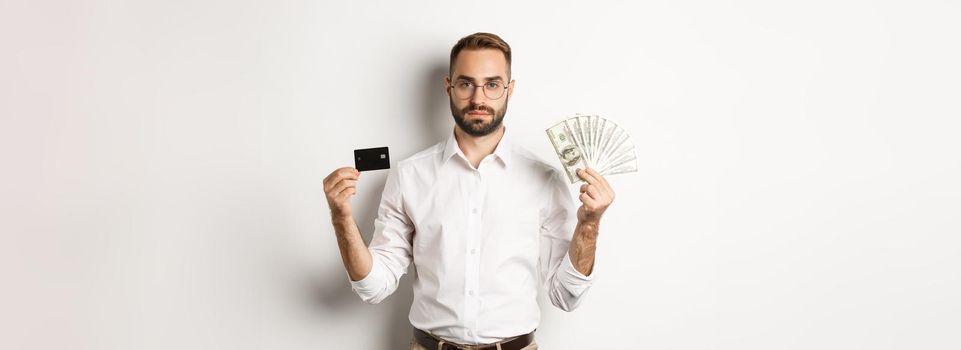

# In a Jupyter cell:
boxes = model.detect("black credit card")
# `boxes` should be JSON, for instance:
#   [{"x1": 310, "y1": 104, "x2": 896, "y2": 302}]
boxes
[{"x1": 354, "y1": 147, "x2": 390, "y2": 172}]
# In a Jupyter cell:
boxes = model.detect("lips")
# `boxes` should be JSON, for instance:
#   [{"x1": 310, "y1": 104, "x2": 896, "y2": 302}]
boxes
[
  {"x1": 467, "y1": 108, "x2": 492, "y2": 116},
  {"x1": 462, "y1": 104, "x2": 494, "y2": 118}
]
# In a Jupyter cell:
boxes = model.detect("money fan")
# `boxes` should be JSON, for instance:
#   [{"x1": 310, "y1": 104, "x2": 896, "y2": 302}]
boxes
[{"x1": 545, "y1": 114, "x2": 638, "y2": 183}]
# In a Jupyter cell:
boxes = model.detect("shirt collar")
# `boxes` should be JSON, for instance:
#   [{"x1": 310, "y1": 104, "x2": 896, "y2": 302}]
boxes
[{"x1": 442, "y1": 125, "x2": 513, "y2": 168}]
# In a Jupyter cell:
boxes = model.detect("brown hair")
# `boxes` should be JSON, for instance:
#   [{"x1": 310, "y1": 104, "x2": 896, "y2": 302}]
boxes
[{"x1": 449, "y1": 32, "x2": 512, "y2": 78}]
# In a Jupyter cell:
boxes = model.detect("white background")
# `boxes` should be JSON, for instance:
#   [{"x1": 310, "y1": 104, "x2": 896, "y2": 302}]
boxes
[{"x1": 2, "y1": 1, "x2": 959, "y2": 349}]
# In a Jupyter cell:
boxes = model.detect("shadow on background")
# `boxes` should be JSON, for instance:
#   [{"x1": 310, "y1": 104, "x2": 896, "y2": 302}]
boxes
[{"x1": 310, "y1": 59, "x2": 450, "y2": 350}]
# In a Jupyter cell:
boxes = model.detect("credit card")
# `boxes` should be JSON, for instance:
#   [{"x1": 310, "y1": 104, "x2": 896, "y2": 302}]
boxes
[{"x1": 354, "y1": 147, "x2": 390, "y2": 171}]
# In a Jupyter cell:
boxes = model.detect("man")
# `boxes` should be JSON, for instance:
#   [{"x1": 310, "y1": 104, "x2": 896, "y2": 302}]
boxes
[{"x1": 322, "y1": 32, "x2": 615, "y2": 350}]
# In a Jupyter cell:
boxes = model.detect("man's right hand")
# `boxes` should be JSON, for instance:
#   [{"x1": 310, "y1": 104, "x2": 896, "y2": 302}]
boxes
[
  {"x1": 323, "y1": 167, "x2": 360, "y2": 220},
  {"x1": 323, "y1": 167, "x2": 373, "y2": 283}
]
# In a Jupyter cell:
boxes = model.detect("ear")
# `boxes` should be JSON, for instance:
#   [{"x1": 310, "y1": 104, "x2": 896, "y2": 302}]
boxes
[
  {"x1": 507, "y1": 79, "x2": 516, "y2": 99},
  {"x1": 444, "y1": 76, "x2": 451, "y2": 98}
]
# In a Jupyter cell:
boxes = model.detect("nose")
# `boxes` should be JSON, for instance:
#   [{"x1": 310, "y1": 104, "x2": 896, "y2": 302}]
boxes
[{"x1": 469, "y1": 85, "x2": 488, "y2": 105}]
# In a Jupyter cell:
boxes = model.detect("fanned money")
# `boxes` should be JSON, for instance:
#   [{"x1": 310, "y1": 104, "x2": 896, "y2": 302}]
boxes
[{"x1": 546, "y1": 114, "x2": 638, "y2": 183}]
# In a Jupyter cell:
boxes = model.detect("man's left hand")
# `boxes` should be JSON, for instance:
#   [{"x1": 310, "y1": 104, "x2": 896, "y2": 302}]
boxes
[{"x1": 576, "y1": 168, "x2": 615, "y2": 224}]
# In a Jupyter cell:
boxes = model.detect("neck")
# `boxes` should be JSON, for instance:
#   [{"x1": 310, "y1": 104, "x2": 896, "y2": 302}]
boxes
[{"x1": 453, "y1": 125, "x2": 505, "y2": 168}]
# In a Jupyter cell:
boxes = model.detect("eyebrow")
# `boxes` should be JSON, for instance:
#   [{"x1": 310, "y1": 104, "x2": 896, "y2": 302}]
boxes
[{"x1": 454, "y1": 75, "x2": 506, "y2": 83}]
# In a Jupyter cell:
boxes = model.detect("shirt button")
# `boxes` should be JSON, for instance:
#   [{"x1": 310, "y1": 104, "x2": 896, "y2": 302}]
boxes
[
  {"x1": 470, "y1": 248, "x2": 476, "y2": 255},
  {"x1": 468, "y1": 290, "x2": 474, "y2": 296},
  {"x1": 471, "y1": 208, "x2": 478, "y2": 214}
]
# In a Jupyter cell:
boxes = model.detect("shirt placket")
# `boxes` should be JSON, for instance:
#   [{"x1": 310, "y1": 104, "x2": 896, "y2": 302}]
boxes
[{"x1": 462, "y1": 168, "x2": 486, "y2": 341}]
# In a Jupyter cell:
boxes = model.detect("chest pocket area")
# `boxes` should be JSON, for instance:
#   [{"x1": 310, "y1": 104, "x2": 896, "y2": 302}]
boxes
[{"x1": 488, "y1": 207, "x2": 540, "y2": 262}]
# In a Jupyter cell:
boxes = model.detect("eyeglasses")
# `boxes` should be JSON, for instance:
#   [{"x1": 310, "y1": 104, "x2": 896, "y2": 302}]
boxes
[{"x1": 449, "y1": 79, "x2": 510, "y2": 100}]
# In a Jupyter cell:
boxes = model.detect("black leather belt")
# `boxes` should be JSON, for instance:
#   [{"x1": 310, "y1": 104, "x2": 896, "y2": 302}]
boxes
[{"x1": 413, "y1": 328, "x2": 534, "y2": 350}]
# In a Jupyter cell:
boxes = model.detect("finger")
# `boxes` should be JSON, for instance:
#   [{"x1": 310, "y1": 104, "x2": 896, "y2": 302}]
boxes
[
  {"x1": 324, "y1": 168, "x2": 360, "y2": 191},
  {"x1": 584, "y1": 169, "x2": 614, "y2": 201},
  {"x1": 585, "y1": 168, "x2": 612, "y2": 193},
  {"x1": 580, "y1": 183, "x2": 590, "y2": 193},
  {"x1": 577, "y1": 168, "x2": 600, "y2": 186},
  {"x1": 586, "y1": 167, "x2": 607, "y2": 187},
  {"x1": 579, "y1": 192, "x2": 598, "y2": 207},
  {"x1": 328, "y1": 179, "x2": 357, "y2": 197},
  {"x1": 322, "y1": 172, "x2": 331, "y2": 188},
  {"x1": 335, "y1": 187, "x2": 357, "y2": 201},
  {"x1": 584, "y1": 184, "x2": 602, "y2": 201},
  {"x1": 323, "y1": 168, "x2": 346, "y2": 190}
]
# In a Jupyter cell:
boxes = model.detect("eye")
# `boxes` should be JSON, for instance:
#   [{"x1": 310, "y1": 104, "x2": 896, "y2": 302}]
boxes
[
  {"x1": 486, "y1": 82, "x2": 502, "y2": 89},
  {"x1": 456, "y1": 81, "x2": 473, "y2": 88}
]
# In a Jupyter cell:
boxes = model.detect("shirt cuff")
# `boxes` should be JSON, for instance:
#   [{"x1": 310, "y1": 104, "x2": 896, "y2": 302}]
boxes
[
  {"x1": 348, "y1": 258, "x2": 386, "y2": 296},
  {"x1": 560, "y1": 252, "x2": 594, "y2": 283}
]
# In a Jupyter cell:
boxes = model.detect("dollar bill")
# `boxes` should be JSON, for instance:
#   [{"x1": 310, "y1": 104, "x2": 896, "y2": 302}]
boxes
[
  {"x1": 546, "y1": 121, "x2": 589, "y2": 183},
  {"x1": 546, "y1": 114, "x2": 638, "y2": 182}
]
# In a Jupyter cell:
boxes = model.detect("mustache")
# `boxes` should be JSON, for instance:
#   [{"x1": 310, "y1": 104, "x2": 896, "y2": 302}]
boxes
[{"x1": 461, "y1": 104, "x2": 494, "y2": 115}]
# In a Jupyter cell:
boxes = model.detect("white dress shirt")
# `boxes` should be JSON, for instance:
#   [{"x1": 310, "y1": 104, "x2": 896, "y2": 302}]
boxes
[{"x1": 348, "y1": 126, "x2": 594, "y2": 345}]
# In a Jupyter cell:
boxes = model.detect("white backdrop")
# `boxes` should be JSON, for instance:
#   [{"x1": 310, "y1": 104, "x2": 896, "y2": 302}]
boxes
[{"x1": 2, "y1": 1, "x2": 959, "y2": 349}]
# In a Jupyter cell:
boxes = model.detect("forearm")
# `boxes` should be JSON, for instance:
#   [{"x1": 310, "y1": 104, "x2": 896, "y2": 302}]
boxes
[
  {"x1": 332, "y1": 215, "x2": 373, "y2": 281},
  {"x1": 568, "y1": 219, "x2": 599, "y2": 276}
]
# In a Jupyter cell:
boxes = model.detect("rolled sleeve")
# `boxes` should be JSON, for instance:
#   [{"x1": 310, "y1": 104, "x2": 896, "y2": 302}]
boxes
[
  {"x1": 348, "y1": 257, "x2": 390, "y2": 304},
  {"x1": 540, "y1": 170, "x2": 595, "y2": 312},
  {"x1": 346, "y1": 168, "x2": 414, "y2": 304},
  {"x1": 558, "y1": 251, "x2": 594, "y2": 285}
]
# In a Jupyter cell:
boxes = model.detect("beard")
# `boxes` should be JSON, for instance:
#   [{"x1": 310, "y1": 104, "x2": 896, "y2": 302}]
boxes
[{"x1": 450, "y1": 98, "x2": 508, "y2": 137}]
